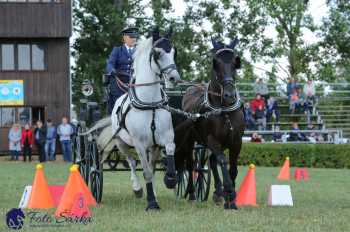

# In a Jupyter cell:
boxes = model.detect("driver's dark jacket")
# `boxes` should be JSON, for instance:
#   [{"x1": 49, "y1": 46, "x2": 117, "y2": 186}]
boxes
[{"x1": 106, "y1": 45, "x2": 133, "y2": 98}]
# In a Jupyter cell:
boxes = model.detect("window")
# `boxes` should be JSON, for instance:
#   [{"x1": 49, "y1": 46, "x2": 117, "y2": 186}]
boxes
[
  {"x1": 0, "y1": 107, "x2": 44, "y2": 126},
  {"x1": 17, "y1": 107, "x2": 31, "y2": 125},
  {"x1": 0, "y1": 43, "x2": 46, "y2": 71},
  {"x1": 18, "y1": 44, "x2": 31, "y2": 70},
  {"x1": 1, "y1": 44, "x2": 15, "y2": 70},
  {"x1": 0, "y1": 108, "x2": 15, "y2": 126},
  {"x1": 32, "y1": 44, "x2": 45, "y2": 70}
]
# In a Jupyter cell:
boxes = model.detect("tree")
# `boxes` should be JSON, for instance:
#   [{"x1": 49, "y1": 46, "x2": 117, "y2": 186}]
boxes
[
  {"x1": 317, "y1": 0, "x2": 350, "y2": 82},
  {"x1": 71, "y1": 0, "x2": 143, "y2": 112}
]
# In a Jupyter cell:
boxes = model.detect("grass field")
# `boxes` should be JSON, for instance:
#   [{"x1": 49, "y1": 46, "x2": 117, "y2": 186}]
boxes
[{"x1": 0, "y1": 160, "x2": 349, "y2": 232}]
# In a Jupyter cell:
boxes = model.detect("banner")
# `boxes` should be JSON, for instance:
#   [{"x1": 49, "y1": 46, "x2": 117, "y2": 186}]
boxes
[{"x1": 0, "y1": 80, "x2": 24, "y2": 106}]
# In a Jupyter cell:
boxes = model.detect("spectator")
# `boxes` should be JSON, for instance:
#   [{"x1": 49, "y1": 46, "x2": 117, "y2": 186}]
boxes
[
  {"x1": 21, "y1": 123, "x2": 33, "y2": 162},
  {"x1": 286, "y1": 78, "x2": 297, "y2": 97},
  {"x1": 250, "y1": 94, "x2": 265, "y2": 113},
  {"x1": 289, "y1": 89, "x2": 299, "y2": 113},
  {"x1": 307, "y1": 123, "x2": 324, "y2": 142},
  {"x1": 303, "y1": 79, "x2": 316, "y2": 101},
  {"x1": 255, "y1": 105, "x2": 266, "y2": 130},
  {"x1": 266, "y1": 96, "x2": 280, "y2": 123},
  {"x1": 253, "y1": 78, "x2": 269, "y2": 101},
  {"x1": 8, "y1": 123, "x2": 22, "y2": 161},
  {"x1": 243, "y1": 103, "x2": 255, "y2": 130},
  {"x1": 288, "y1": 122, "x2": 308, "y2": 142},
  {"x1": 57, "y1": 117, "x2": 74, "y2": 162},
  {"x1": 34, "y1": 120, "x2": 47, "y2": 162},
  {"x1": 45, "y1": 119, "x2": 56, "y2": 161},
  {"x1": 273, "y1": 125, "x2": 283, "y2": 142},
  {"x1": 251, "y1": 132, "x2": 263, "y2": 143}
]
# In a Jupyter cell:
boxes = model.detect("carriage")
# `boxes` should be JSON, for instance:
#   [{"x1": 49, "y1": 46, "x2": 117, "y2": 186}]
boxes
[
  {"x1": 72, "y1": 81, "x2": 212, "y2": 204},
  {"x1": 72, "y1": 34, "x2": 243, "y2": 211}
]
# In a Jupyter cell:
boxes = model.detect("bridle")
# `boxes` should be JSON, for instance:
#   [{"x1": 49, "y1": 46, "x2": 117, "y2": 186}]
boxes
[
  {"x1": 204, "y1": 48, "x2": 241, "y2": 112},
  {"x1": 149, "y1": 37, "x2": 178, "y2": 80}
]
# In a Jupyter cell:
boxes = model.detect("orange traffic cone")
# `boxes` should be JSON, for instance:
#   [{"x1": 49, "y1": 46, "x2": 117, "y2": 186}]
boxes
[
  {"x1": 55, "y1": 165, "x2": 96, "y2": 217},
  {"x1": 236, "y1": 164, "x2": 258, "y2": 207},
  {"x1": 27, "y1": 164, "x2": 55, "y2": 209},
  {"x1": 277, "y1": 157, "x2": 290, "y2": 180},
  {"x1": 70, "y1": 193, "x2": 92, "y2": 218}
]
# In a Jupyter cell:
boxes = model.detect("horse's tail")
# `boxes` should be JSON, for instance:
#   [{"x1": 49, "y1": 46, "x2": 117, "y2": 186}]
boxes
[{"x1": 78, "y1": 117, "x2": 112, "y2": 135}]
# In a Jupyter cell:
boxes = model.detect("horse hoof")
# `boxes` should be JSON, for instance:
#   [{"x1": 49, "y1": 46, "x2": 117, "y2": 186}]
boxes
[
  {"x1": 212, "y1": 193, "x2": 224, "y2": 205},
  {"x1": 164, "y1": 173, "x2": 177, "y2": 189},
  {"x1": 133, "y1": 188, "x2": 143, "y2": 198},
  {"x1": 146, "y1": 201, "x2": 160, "y2": 211},
  {"x1": 224, "y1": 201, "x2": 238, "y2": 210}
]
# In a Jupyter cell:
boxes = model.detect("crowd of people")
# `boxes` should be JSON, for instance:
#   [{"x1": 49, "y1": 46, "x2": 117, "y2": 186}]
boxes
[
  {"x1": 8, "y1": 117, "x2": 76, "y2": 162},
  {"x1": 244, "y1": 78, "x2": 280, "y2": 130},
  {"x1": 244, "y1": 78, "x2": 325, "y2": 143},
  {"x1": 287, "y1": 78, "x2": 316, "y2": 115}
]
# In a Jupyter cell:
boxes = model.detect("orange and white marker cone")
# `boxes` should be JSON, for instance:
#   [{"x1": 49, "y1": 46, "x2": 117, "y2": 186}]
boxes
[
  {"x1": 236, "y1": 164, "x2": 258, "y2": 207},
  {"x1": 27, "y1": 164, "x2": 55, "y2": 209},
  {"x1": 277, "y1": 157, "x2": 290, "y2": 180},
  {"x1": 55, "y1": 165, "x2": 96, "y2": 217}
]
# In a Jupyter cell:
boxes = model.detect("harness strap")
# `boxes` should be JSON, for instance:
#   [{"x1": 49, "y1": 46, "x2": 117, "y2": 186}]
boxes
[{"x1": 150, "y1": 109, "x2": 157, "y2": 146}]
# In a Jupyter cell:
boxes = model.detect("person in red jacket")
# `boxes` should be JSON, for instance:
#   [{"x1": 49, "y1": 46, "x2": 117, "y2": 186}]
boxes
[
  {"x1": 21, "y1": 123, "x2": 33, "y2": 162},
  {"x1": 250, "y1": 94, "x2": 265, "y2": 113}
]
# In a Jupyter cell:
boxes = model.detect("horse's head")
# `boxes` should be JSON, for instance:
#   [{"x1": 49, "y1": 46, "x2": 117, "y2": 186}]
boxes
[
  {"x1": 211, "y1": 38, "x2": 241, "y2": 106},
  {"x1": 150, "y1": 28, "x2": 181, "y2": 84}
]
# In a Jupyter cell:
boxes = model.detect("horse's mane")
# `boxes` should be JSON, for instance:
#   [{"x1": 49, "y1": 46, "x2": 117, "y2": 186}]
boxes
[{"x1": 133, "y1": 37, "x2": 153, "y2": 64}]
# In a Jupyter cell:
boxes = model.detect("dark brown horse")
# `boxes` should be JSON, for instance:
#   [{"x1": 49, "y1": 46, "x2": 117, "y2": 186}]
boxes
[{"x1": 174, "y1": 38, "x2": 245, "y2": 209}]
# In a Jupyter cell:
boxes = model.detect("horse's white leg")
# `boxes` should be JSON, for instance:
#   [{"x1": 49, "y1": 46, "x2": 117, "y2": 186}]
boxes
[
  {"x1": 125, "y1": 155, "x2": 143, "y2": 198},
  {"x1": 114, "y1": 139, "x2": 143, "y2": 198},
  {"x1": 134, "y1": 142, "x2": 160, "y2": 211},
  {"x1": 163, "y1": 139, "x2": 177, "y2": 189}
]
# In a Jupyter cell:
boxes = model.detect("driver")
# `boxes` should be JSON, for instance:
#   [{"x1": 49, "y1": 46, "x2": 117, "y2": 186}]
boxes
[{"x1": 105, "y1": 26, "x2": 139, "y2": 114}]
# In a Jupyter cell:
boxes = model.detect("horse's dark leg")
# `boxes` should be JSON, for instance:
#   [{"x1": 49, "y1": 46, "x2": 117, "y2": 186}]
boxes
[
  {"x1": 229, "y1": 142, "x2": 241, "y2": 207},
  {"x1": 209, "y1": 154, "x2": 224, "y2": 204},
  {"x1": 186, "y1": 146, "x2": 196, "y2": 201},
  {"x1": 208, "y1": 135, "x2": 237, "y2": 210}
]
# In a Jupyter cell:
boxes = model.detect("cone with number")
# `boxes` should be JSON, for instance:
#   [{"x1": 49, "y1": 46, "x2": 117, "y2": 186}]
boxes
[
  {"x1": 277, "y1": 157, "x2": 290, "y2": 180},
  {"x1": 236, "y1": 164, "x2": 258, "y2": 207},
  {"x1": 70, "y1": 192, "x2": 92, "y2": 218},
  {"x1": 55, "y1": 165, "x2": 96, "y2": 217},
  {"x1": 27, "y1": 164, "x2": 55, "y2": 209}
]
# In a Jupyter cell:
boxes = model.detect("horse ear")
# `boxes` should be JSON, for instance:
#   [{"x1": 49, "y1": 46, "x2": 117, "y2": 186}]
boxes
[
  {"x1": 152, "y1": 27, "x2": 160, "y2": 42},
  {"x1": 211, "y1": 37, "x2": 221, "y2": 50},
  {"x1": 228, "y1": 38, "x2": 239, "y2": 49},
  {"x1": 165, "y1": 26, "x2": 173, "y2": 39},
  {"x1": 234, "y1": 56, "x2": 241, "y2": 69}
]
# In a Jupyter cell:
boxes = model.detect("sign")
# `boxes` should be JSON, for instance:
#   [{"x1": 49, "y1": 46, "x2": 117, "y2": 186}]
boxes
[
  {"x1": 0, "y1": 80, "x2": 24, "y2": 106},
  {"x1": 267, "y1": 185, "x2": 293, "y2": 206}
]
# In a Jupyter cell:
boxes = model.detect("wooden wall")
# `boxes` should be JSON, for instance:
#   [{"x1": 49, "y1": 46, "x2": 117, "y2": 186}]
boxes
[
  {"x1": 0, "y1": 1, "x2": 71, "y2": 38},
  {"x1": 0, "y1": 38, "x2": 70, "y2": 152}
]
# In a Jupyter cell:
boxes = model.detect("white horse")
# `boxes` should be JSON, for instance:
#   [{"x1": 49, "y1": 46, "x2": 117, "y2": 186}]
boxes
[{"x1": 106, "y1": 30, "x2": 180, "y2": 210}]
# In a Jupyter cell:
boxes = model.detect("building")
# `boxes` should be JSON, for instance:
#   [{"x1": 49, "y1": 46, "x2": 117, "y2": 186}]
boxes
[{"x1": 0, "y1": 0, "x2": 71, "y2": 152}]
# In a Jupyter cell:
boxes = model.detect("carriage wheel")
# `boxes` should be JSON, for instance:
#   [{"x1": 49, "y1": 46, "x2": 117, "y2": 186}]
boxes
[
  {"x1": 74, "y1": 124, "x2": 90, "y2": 185},
  {"x1": 193, "y1": 145, "x2": 211, "y2": 202},
  {"x1": 106, "y1": 149, "x2": 120, "y2": 170},
  {"x1": 175, "y1": 170, "x2": 189, "y2": 199},
  {"x1": 89, "y1": 140, "x2": 103, "y2": 203}
]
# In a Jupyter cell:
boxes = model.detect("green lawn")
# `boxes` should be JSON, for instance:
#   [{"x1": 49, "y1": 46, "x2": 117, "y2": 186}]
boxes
[{"x1": 0, "y1": 161, "x2": 349, "y2": 232}]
